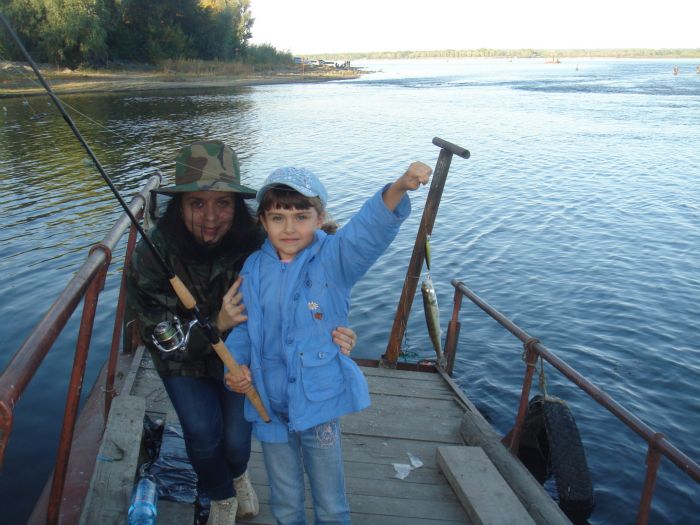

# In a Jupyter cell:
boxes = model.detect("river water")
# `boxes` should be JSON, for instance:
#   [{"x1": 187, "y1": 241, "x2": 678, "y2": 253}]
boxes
[{"x1": 1, "y1": 58, "x2": 699, "y2": 524}]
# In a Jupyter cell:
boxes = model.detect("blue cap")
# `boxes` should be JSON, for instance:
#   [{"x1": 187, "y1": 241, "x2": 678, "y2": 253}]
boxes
[{"x1": 256, "y1": 167, "x2": 328, "y2": 207}]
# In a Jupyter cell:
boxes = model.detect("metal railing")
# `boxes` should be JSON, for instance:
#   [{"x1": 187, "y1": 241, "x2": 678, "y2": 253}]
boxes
[
  {"x1": 442, "y1": 279, "x2": 700, "y2": 525},
  {"x1": 0, "y1": 175, "x2": 159, "y2": 525}
]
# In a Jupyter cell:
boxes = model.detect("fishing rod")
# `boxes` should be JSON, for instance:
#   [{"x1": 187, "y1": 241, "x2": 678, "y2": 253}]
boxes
[{"x1": 0, "y1": 13, "x2": 270, "y2": 422}]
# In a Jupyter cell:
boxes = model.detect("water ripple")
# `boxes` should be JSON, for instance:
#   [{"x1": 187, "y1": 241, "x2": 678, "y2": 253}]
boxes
[{"x1": 1, "y1": 58, "x2": 699, "y2": 525}]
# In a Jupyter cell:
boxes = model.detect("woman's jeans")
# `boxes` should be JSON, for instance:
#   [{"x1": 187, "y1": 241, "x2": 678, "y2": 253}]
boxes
[
  {"x1": 162, "y1": 375, "x2": 251, "y2": 501},
  {"x1": 262, "y1": 419, "x2": 350, "y2": 525}
]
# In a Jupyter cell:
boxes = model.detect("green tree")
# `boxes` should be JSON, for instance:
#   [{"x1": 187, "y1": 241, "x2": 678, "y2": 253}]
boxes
[
  {"x1": 1, "y1": 0, "x2": 108, "y2": 68},
  {"x1": 195, "y1": 0, "x2": 254, "y2": 60},
  {"x1": 0, "y1": 0, "x2": 49, "y2": 61},
  {"x1": 107, "y1": 0, "x2": 199, "y2": 62},
  {"x1": 40, "y1": 0, "x2": 108, "y2": 67},
  {"x1": 1, "y1": 0, "x2": 269, "y2": 67}
]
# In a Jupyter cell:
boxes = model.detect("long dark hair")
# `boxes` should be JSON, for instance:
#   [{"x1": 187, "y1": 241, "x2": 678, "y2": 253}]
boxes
[{"x1": 160, "y1": 193, "x2": 262, "y2": 260}]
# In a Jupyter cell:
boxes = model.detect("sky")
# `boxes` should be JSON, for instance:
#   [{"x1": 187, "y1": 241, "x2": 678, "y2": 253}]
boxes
[{"x1": 249, "y1": 0, "x2": 700, "y2": 55}]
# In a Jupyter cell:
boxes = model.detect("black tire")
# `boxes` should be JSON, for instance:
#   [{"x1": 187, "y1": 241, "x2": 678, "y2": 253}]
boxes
[
  {"x1": 517, "y1": 395, "x2": 595, "y2": 524},
  {"x1": 517, "y1": 396, "x2": 550, "y2": 484},
  {"x1": 542, "y1": 396, "x2": 595, "y2": 523}
]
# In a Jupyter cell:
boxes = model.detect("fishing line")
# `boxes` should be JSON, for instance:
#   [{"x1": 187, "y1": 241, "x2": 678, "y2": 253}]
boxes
[
  {"x1": 1, "y1": 48, "x2": 169, "y2": 172},
  {"x1": 0, "y1": 12, "x2": 271, "y2": 422},
  {"x1": 0, "y1": 49, "x2": 257, "y2": 189}
]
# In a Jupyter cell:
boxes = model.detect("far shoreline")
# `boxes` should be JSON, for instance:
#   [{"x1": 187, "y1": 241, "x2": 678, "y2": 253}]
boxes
[
  {"x1": 3, "y1": 53, "x2": 698, "y2": 98},
  {"x1": 0, "y1": 65, "x2": 363, "y2": 98}
]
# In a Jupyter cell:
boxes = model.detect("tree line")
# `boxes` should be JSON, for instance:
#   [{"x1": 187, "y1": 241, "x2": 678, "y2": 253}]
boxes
[{"x1": 0, "y1": 0, "x2": 291, "y2": 69}]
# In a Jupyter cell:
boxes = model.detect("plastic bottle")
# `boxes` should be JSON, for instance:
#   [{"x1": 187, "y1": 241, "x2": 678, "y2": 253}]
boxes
[{"x1": 127, "y1": 476, "x2": 158, "y2": 525}]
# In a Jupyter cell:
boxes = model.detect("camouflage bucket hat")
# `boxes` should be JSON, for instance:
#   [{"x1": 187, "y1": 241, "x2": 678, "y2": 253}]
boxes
[{"x1": 156, "y1": 140, "x2": 257, "y2": 198}]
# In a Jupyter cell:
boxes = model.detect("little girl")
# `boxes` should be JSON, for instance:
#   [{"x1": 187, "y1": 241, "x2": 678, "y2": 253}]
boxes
[{"x1": 225, "y1": 162, "x2": 431, "y2": 524}]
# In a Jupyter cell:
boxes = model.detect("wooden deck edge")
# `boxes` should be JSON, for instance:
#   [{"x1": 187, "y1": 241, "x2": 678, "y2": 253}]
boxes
[
  {"x1": 78, "y1": 394, "x2": 146, "y2": 525},
  {"x1": 437, "y1": 446, "x2": 536, "y2": 525},
  {"x1": 459, "y1": 412, "x2": 572, "y2": 525},
  {"x1": 430, "y1": 365, "x2": 570, "y2": 524},
  {"x1": 27, "y1": 348, "x2": 139, "y2": 525}
]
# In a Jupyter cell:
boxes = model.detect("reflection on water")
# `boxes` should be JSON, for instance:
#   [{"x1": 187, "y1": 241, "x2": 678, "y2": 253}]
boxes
[{"x1": 1, "y1": 58, "x2": 699, "y2": 524}]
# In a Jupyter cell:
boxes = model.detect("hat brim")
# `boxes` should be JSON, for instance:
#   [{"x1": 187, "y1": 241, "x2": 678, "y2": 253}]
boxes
[
  {"x1": 256, "y1": 183, "x2": 326, "y2": 206},
  {"x1": 155, "y1": 181, "x2": 258, "y2": 198}
]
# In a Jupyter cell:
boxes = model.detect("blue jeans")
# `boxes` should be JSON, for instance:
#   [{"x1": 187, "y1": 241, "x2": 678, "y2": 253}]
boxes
[
  {"x1": 262, "y1": 419, "x2": 350, "y2": 525},
  {"x1": 162, "y1": 375, "x2": 251, "y2": 501}
]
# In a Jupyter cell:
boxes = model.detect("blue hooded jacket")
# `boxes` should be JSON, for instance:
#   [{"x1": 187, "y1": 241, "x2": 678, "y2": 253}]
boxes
[{"x1": 226, "y1": 185, "x2": 410, "y2": 442}]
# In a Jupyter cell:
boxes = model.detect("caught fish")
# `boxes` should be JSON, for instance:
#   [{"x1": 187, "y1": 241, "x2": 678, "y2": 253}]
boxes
[{"x1": 421, "y1": 275, "x2": 444, "y2": 364}]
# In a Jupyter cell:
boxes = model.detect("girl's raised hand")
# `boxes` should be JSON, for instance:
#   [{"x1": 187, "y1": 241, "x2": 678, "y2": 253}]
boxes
[
  {"x1": 399, "y1": 161, "x2": 432, "y2": 191},
  {"x1": 382, "y1": 161, "x2": 432, "y2": 211}
]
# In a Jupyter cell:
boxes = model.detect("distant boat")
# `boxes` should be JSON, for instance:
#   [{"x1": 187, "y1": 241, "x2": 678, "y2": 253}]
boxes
[{"x1": 545, "y1": 57, "x2": 561, "y2": 64}]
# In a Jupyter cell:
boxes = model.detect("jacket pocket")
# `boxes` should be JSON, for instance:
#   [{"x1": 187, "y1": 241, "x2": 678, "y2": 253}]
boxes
[{"x1": 299, "y1": 344, "x2": 346, "y2": 402}]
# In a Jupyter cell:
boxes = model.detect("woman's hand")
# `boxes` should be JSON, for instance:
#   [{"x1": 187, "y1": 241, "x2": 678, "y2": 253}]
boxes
[
  {"x1": 333, "y1": 326, "x2": 357, "y2": 356},
  {"x1": 216, "y1": 276, "x2": 247, "y2": 332},
  {"x1": 225, "y1": 364, "x2": 252, "y2": 393}
]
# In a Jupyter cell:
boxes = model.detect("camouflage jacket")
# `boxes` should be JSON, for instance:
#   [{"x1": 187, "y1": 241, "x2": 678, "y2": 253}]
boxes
[{"x1": 126, "y1": 225, "x2": 249, "y2": 379}]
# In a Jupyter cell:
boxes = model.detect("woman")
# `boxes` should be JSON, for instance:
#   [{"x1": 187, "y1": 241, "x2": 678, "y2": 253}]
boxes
[{"x1": 127, "y1": 140, "x2": 356, "y2": 525}]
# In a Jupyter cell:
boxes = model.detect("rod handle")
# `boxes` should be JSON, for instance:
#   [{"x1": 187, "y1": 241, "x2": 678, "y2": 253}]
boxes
[
  {"x1": 169, "y1": 276, "x2": 197, "y2": 309},
  {"x1": 211, "y1": 341, "x2": 271, "y2": 423},
  {"x1": 168, "y1": 276, "x2": 271, "y2": 422}
]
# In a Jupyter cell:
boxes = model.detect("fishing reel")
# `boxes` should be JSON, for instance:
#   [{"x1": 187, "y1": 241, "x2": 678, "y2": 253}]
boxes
[{"x1": 151, "y1": 316, "x2": 199, "y2": 358}]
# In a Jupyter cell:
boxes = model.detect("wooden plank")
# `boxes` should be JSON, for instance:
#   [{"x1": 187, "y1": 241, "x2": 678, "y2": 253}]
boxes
[
  {"x1": 349, "y1": 512, "x2": 468, "y2": 525},
  {"x1": 348, "y1": 491, "x2": 467, "y2": 521},
  {"x1": 365, "y1": 374, "x2": 457, "y2": 400},
  {"x1": 236, "y1": 476, "x2": 468, "y2": 524},
  {"x1": 437, "y1": 446, "x2": 536, "y2": 525},
  {"x1": 246, "y1": 450, "x2": 447, "y2": 488},
  {"x1": 119, "y1": 344, "x2": 145, "y2": 396},
  {"x1": 344, "y1": 455, "x2": 450, "y2": 485},
  {"x1": 342, "y1": 395, "x2": 464, "y2": 443},
  {"x1": 342, "y1": 430, "x2": 458, "y2": 463},
  {"x1": 460, "y1": 413, "x2": 572, "y2": 525},
  {"x1": 347, "y1": 468, "x2": 456, "y2": 499},
  {"x1": 244, "y1": 454, "x2": 454, "y2": 500},
  {"x1": 240, "y1": 503, "x2": 467, "y2": 525},
  {"x1": 131, "y1": 362, "x2": 171, "y2": 416},
  {"x1": 79, "y1": 395, "x2": 145, "y2": 525},
  {"x1": 241, "y1": 449, "x2": 469, "y2": 523},
  {"x1": 362, "y1": 366, "x2": 444, "y2": 382}
]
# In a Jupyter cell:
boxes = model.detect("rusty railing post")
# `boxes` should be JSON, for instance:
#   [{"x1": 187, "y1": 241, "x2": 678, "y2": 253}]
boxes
[
  {"x1": 508, "y1": 338, "x2": 540, "y2": 454},
  {"x1": 383, "y1": 138, "x2": 469, "y2": 366},
  {"x1": 636, "y1": 433, "x2": 665, "y2": 525},
  {"x1": 46, "y1": 246, "x2": 110, "y2": 525},
  {"x1": 104, "y1": 216, "x2": 142, "y2": 419}
]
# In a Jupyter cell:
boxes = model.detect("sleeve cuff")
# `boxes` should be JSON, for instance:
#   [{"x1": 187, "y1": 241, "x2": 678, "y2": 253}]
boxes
[{"x1": 376, "y1": 183, "x2": 411, "y2": 220}]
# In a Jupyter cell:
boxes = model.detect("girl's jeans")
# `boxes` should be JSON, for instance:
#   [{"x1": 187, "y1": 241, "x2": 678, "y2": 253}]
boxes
[
  {"x1": 262, "y1": 419, "x2": 351, "y2": 525},
  {"x1": 162, "y1": 375, "x2": 252, "y2": 501}
]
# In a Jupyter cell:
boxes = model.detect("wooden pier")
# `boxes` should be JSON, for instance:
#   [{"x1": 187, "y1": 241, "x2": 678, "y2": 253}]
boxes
[{"x1": 80, "y1": 346, "x2": 570, "y2": 525}]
